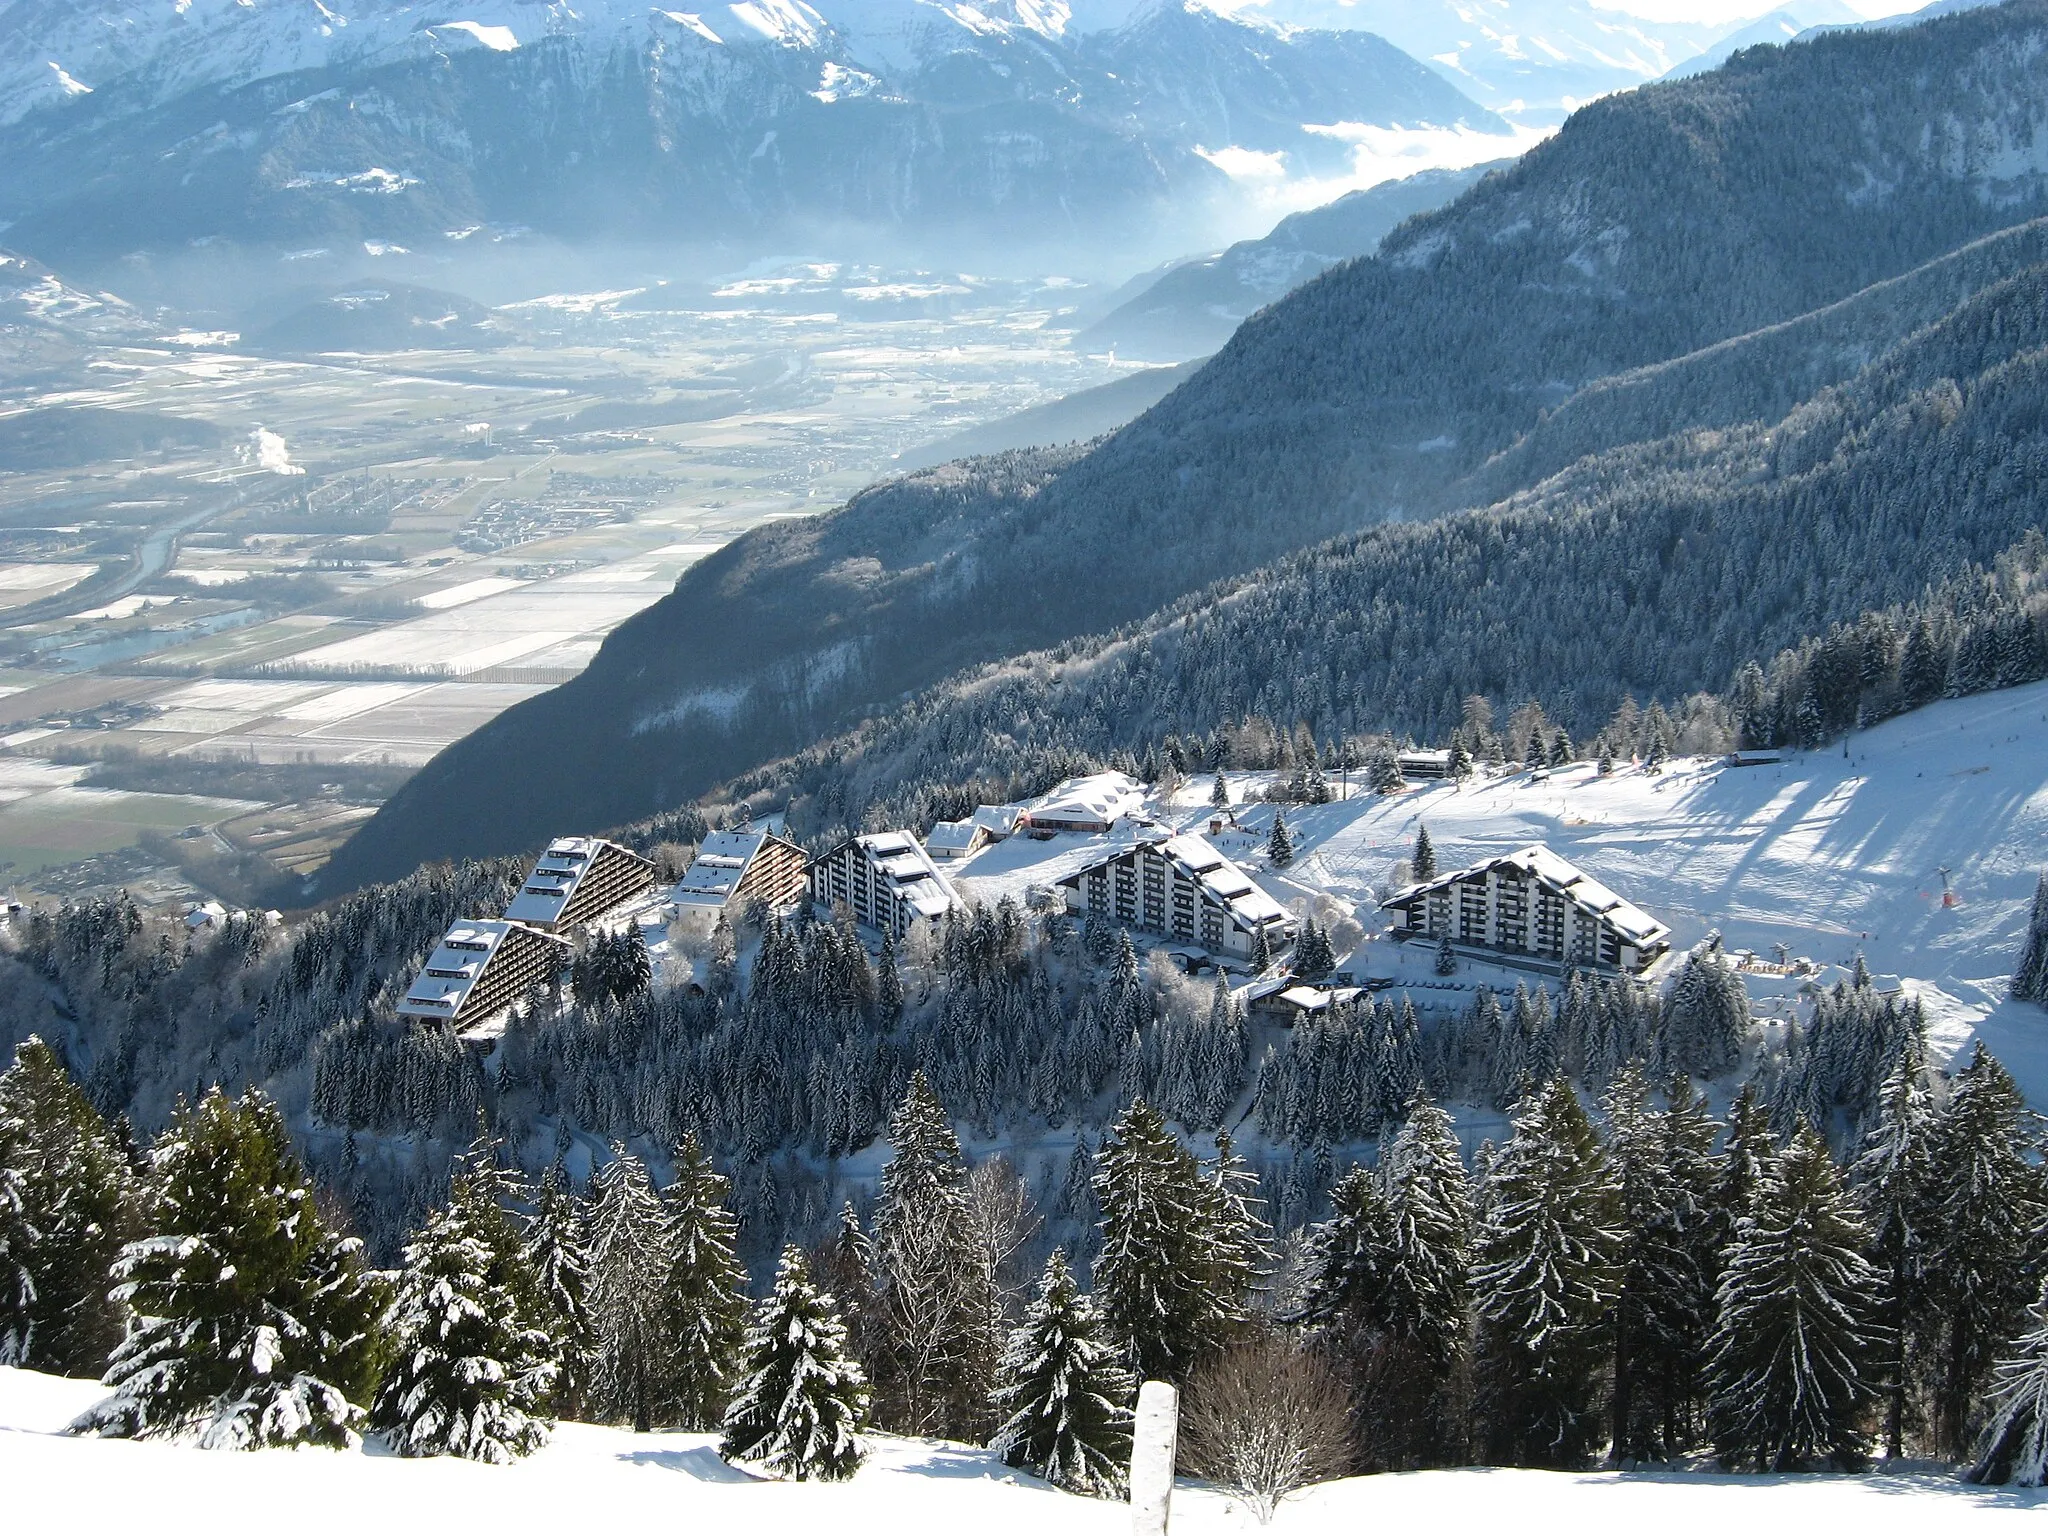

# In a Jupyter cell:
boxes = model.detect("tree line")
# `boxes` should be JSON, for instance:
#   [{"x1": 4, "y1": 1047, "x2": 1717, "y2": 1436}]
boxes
[{"x1": 9, "y1": 1030, "x2": 2048, "y2": 1494}]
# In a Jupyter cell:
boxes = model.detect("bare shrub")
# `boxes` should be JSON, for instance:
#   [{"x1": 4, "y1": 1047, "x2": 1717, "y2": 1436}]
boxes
[{"x1": 1179, "y1": 1333, "x2": 1354, "y2": 1522}]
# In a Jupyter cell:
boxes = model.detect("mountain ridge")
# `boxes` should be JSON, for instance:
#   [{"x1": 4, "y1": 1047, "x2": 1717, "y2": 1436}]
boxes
[{"x1": 313, "y1": 0, "x2": 2048, "y2": 895}]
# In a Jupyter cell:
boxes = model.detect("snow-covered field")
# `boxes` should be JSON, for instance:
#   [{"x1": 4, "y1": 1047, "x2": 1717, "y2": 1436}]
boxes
[
  {"x1": 1264, "y1": 681, "x2": 2048, "y2": 1093},
  {"x1": 957, "y1": 679, "x2": 2048, "y2": 1100},
  {"x1": 2, "y1": 1367, "x2": 2037, "y2": 1536}
]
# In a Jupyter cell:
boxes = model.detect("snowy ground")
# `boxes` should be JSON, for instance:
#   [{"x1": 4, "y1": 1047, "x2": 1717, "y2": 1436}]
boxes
[
  {"x1": 953, "y1": 680, "x2": 2048, "y2": 1099},
  {"x1": 3, "y1": 1367, "x2": 2038, "y2": 1536}
]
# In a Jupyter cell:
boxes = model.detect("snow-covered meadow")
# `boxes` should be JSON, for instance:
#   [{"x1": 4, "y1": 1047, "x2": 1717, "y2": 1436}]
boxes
[{"x1": 1, "y1": 1366, "x2": 2038, "y2": 1536}]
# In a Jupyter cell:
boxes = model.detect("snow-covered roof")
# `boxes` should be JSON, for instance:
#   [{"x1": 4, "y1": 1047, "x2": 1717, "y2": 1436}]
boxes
[
  {"x1": 1388, "y1": 844, "x2": 1670, "y2": 946},
  {"x1": 927, "y1": 819, "x2": 983, "y2": 854},
  {"x1": 1021, "y1": 771, "x2": 1148, "y2": 830},
  {"x1": 853, "y1": 832, "x2": 960, "y2": 919},
  {"x1": 505, "y1": 837, "x2": 626, "y2": 926},
  {"x1": 671, "y1": 829, "x2": 776, "y2": 912},
  {"x1": 399, "y1": 920, "x2": 520, "y2": 1019}
]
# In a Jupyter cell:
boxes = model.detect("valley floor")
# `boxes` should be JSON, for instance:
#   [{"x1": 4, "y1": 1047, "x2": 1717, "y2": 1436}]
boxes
[{"x1": 2, "y1": 1367, "x2": 2039, "y2": 1536}]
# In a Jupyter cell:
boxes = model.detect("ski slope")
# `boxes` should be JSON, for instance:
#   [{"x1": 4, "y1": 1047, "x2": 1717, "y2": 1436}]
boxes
[
  {"x1": 0, "y1": 1366, "x2": 2037, "y2": 1535},
  {"x1": 1237, "y1": 680, "x2": 2048, "y2": 1096}
]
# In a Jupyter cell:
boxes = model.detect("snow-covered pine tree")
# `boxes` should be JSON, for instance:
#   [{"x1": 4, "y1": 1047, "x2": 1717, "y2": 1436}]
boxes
[
  {"x1": 1471, "y1": 1076, "x2": 1622, "y2": 1468},
  {"x1": 0, "y1": 1091, "x2": 32, "y2": 1368},
  {"x1": 71, "y1": 1088, "x2": 385, "y2": 1448},
  {"x1": 1202, "y1": 1132, "x2": 1270, "y2": 1326},
  {"x1": 0, "y1": 1036, "x2": 141, "y2": 1375},
  {"x1": 1249, "y1": 922, "x2": 1274, "y2": 974},
  {"x1": 1268, "y1": 812, "x2": 1294, "y2": 869},
  {"x1": 720, "y1": 1245, "x2": 868, "y2": 1481},
  {"x1": 2013, "y1": 873, "x2": 2048, "y2": 1004},
  {"x1": 1435, "y1": 933, "x2": 1457, "y2": 976},
  {"x1": 523, "y1": 1165, "x2": 596, "y2": 1420},
  {"x1": 1299, "y1": 1164, "x2": 1393, "y2": 1348},
  {"x1": 1379, "y1": 1093, "x2": 1472, "y2": 1374},
  {"x1": 990, "y1": 1248, "x2": 1135, "y2": 1497},
  {"x1": 1211, "y1": 772, "x2": 1231, "y2": 812},
  {"x1": 1917, "y1": 1044, "x2": 2047, "y2": 1459},
  {"x1": 1293, "y1": 921, "x2": 1335, "y2": 982},
  {"x1": 1412, "y1": 826, "x2": 1437, "y2": 883},
  {"x1": 660, "y1": 1130, "x2": 750, "y2": 1430},
  {"x1": 1648, "y1": 1074, "x2": 1725, "y2": 1453},
  {"x1": 1095, "y1": 1099, "x2": 1239, "y2": 1382},
  {"x1": 1851, "y1": 1051, "x2": 1934, "y2": 1460},
  {"x1": 1706, "y1": 1122, "x2": 1884, "y2": 1470},
  {"x1": 1448, "y1": 737, "x2": 1474, "y2": 781},
  {"x1": 1969, "y1": 1282, "x2": 2048, "y2": 1486},
  {"x1": 585, "y1": 1145, "x2": 673, "y2": 1429},
  {"x1": 872, "y1": 1072, "x2": 991, "y2": 1438},
  {"x1": 373, "y1": 1172, "x2": 559, "y2": 1462},
  {"x1": 815, "y1": 1200, "x2": 880, "y2": 1379},
  {"x1": 1603, "y1": 1062, "x2": 1696, "y2": 1463}
]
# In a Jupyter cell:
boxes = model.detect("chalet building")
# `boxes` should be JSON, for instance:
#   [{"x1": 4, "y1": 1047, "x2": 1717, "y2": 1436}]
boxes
[
  {"x1": 929, "y1": 805, "x2": 1022, "y2": 861},
  {"x1": 808, "y1": 832, "x2": 962, "y2": 940},
  {"x1": 1397, "y1": 749, "x2": 1453, "y2": 781},
  {"x1": 1021, "y1": 772, "x2": 1148, "y2": 835},
  {"x1": 504, "y1": 837, "x2": 657, "y2": 932},
  {"x1": 670, "y1": 828, "x2": 809, "y2": 916},
  {"x1": 1055, "y1": 828, "x2": 1292, "y2": 962},
  {"x1": 398, "y1": 919, "x2": 572, "y2": 1033},
  {"x1": 1380, "y1": 844, "x2": 1671, "y2": 976}
]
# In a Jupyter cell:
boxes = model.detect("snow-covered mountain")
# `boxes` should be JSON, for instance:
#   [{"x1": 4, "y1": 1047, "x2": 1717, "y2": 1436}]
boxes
[
  {"x1": 0, "y1": 0, "x2": 1511, "y2": 260},
  {"x1": 1222, "y1": 0, "x2": 1734, "y2": 112}
]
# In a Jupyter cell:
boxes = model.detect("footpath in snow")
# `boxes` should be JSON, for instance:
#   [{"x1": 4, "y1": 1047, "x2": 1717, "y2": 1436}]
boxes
[{"x1": 2, "y1": 1367, "x2": 2040, "y2": 1536}]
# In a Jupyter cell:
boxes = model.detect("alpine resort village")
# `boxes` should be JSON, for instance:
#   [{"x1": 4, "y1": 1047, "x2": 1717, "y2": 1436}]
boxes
[{"x1": 5, "y1": 2, "x2": 2048, "y2": 1534}]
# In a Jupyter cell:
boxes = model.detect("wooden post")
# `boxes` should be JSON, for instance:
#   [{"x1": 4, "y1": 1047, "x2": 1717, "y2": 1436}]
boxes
[{"x1": 1130, "y1": 1379, "x2": 1179, "y2": 1536}]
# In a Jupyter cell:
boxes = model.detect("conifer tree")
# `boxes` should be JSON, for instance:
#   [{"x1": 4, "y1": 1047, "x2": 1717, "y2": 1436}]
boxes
[
  {"x1": 1917, "y1": 1044, "x2": 2046, "y2": 1458},
  {"x1": 72, "y1": 1089, "x2": 385, "y2": 1449},
  {"x1": 872, "y1": 1073, "x2": 990, "y2": 1437},
  {"x1": 1603, "y1": 1063, "x2": 1700, "y2": 1462},
  {"x1": 1435, "y1": 933, "x2": 1457, "y2": 976},
  {"x1": 990, "y1": 1249, "x2": 1135, "y2": 1497},
  {"x1": 660, "y1": 1131, "x2": 750, "y2": 1430},
  {"x1": 1211, "y1": 772, "x2": 1231, "y2": 812},
  {"x1": 1851, "y1": 1052, "x2": 1934, "y2": 1459},
  {"x1": 1095, "y1": 1099, "x2": 1244, "y2": 1382},
  {"x1": 0, "y1": 1095, "x2": 33, "y2": 1368},
  {"x1": 1471, "y1": 1076, "x2": 1622, "y2": 1468},
  {"x1": 1299, "y1": 1164, "x2": 1394, "y2": 1349},
  {"x1": 721, "y1": 1246, "x2": 867, "y2": 1481},
  {"x1": 1412, "y1": 826, "x2": 1437, "y2": 883},
  {"x1": 816, "y1": 1200, "x2": 881, "y2": 1381},
  {"x1": 1649, "y1": 1074, "x2": 1725, "y2": 1452},
  {"x1": 373, "y1": 1173, "x2": 559, "y2": 1462},
  {"x1": 585, "y1": 1145, "x2": 672, "y2": 1429},
  {"x1": 1203, "y1": 1132, "x2": 1270, "y2": 1326},
  {"x1": 523, "y1": 1166, "x2": 597, "y2": 1420},
  {"x1": 1249, "y1": 922, "x2": 1274, "y2": 974},
  {"x1": 1448, "y1": 737, "x2": 1474, "y2": 782},
  {"x1": 0, "y1": 1036, "x2": 141, "y2": 1375},
  {"x1": 1707, "y1": 1123, "x2": 1884, "y2": 1470},
  {"x1": 1268, "y1": 812, "x2": 1294, "y2": 868},
  {"x1": 2013, "y1": 873, "x2": 2048, "y2": 1004},
  {"x1": 1379, "y1": 1094, "x2": 1472, "y2": 1376},
  {"x1": 1969, "y1": 1283, "x2": 2048, "y2": 1486}
]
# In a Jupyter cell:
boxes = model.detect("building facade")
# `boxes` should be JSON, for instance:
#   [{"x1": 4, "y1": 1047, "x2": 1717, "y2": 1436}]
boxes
[
  {"x1": 1055, "y1": 828, "x2": 1291, "y2": 962},
  {"x1": 671, "y1": 828, "x2": 809, "y2": 916},
  {"x1": 398, "y1": 919, "x2": 572, "y2": 1033},
  {"x1": 808, "y1": 832, "x2": 962, "y2": 940},
  {"x1": 504, "y1": 837, "x2": 657, "y2": 932},
  {"x1": 1380, "y1": 844, "x2": 1670, "y2": 975}
]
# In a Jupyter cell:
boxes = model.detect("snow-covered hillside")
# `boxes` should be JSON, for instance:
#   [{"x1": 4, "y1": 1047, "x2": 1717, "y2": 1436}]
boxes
[
  {"x1": 1, "y1": 1365, "x2": 2037, "y2": 1535},
  {"x1": 1235, "y1": 680, "x2": 2048, "y2": 1096}
]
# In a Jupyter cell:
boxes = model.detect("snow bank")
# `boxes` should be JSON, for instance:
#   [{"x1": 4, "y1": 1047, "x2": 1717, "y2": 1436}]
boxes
[{"x1": 1, "y1": 1367, "x2": 2038, "y2": 1536}]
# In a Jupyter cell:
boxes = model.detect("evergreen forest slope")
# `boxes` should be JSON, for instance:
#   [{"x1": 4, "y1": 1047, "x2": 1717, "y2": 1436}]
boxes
[{"x1": 319, "y1": 0, "x2": 2048, "y2": 895}]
